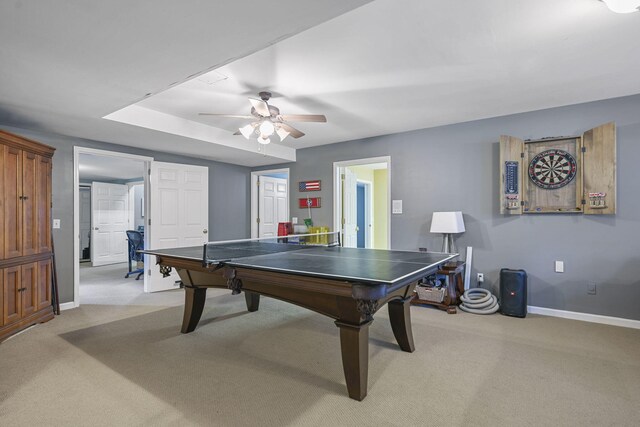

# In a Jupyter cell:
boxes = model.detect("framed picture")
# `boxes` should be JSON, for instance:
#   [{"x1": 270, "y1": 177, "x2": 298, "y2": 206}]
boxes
[
  {"x1": 299, "y1": 197, "x2": 321, "y2": 208},
  {"x1": 299, "y1": 180, "x2": 321, "y2": 191}
]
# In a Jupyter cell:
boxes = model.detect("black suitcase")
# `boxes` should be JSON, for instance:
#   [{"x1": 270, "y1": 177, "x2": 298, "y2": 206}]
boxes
[{"x1": 500, "y1": 268, "x2": 527, "y2": 318}]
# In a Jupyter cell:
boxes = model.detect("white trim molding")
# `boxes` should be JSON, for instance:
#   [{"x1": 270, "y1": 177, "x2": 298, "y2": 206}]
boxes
[
  {"x1": 59, "y1": 302, "x2": 79, "y2": 311},
  {"x1": 333, "y1": 156, "x2": 391, "y2": 249},
  {"x1": 73, "y1": 146, "x2": 153, "y2": 308},
  {"x1": 250, "y1": 168, "x2": 290, "y2": 239},
  {"x1": 528, "y1": 306, "x2": 640, "y2": 330}
]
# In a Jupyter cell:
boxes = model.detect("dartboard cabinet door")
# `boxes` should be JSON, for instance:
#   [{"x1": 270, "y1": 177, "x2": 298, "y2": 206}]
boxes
[
  {"x1": 499, "y1": 122, "x2": 616, "y2": 215},
  {"x1": 582, "y1": 122, "x2": 616, "y2": 215},
  {"x1": 499, "y1": 135, "x2": 524, "y2": 215}
]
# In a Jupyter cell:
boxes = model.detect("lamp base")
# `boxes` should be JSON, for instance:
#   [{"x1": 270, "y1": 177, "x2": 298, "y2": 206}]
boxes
[{"x1": 441, "y1": 234, "x2": 457, "y2": 254}]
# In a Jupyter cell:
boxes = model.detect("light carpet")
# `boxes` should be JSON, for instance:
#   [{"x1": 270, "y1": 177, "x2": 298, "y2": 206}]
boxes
[{"x1": 0, "y1": 268, "x2": 639, "y2": 426}]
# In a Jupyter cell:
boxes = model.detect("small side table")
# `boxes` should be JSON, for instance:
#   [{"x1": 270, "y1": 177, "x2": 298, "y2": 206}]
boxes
[{"x1": 411, "y1": 261, "x2": 465, "y2": 314}]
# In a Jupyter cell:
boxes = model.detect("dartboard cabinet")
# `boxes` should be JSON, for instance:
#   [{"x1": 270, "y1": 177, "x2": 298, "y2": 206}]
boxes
[{"x1": 499, "y1": 122, "x2": 616, "y2": 215}]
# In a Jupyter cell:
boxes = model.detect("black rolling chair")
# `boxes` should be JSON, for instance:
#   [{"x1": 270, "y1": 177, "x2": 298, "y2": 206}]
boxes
[{"x1": 125, "y1": 230, "x2": 144, "y2": 280}]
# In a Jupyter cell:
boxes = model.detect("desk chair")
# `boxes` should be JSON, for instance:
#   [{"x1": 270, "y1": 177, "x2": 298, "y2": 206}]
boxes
[{"x1": 125, "y1": 230, "x2": 144, "y2": 280}]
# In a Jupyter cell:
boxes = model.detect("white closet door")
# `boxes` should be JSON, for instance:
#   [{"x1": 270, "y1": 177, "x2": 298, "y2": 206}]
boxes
[{"x1": 91, "y1": 182, "x2": 129, "y2": 266}]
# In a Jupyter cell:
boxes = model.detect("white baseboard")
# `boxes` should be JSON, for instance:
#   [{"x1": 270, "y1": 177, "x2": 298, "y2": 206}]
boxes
[
  {"x1": 56, "y1": 301, "x2": 638, "y2": 329},
  {"x1": 528, "y1": 306, "x2": 640, "y2": 330},
  {"x1": 59, "y1": 302, "x2": 78, "y2": 311}
]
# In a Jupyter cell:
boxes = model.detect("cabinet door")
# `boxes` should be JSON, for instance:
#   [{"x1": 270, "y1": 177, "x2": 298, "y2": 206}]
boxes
[
  {"x1": 0, "y1": 269, "x2": 3, "y2": 326},
  {"x1": 0, "y1": 147, "x2": 4, "y2": 260},
  {"x1": 36, "y1": 156, "x2": 52, "y2": 253},
  {"x1": 22, "y1": 151, "x2": 38, "y2": 256},
  {"x1": 582, "y1": 122, "x2": 616, "y2": 215},
  {"x1": 21, "y1": 262, "x2": 38, "y2": 317},
  {"x1": 499, "y1": 135, "x2": 524, "y2": 214},
  {"x1": 3, "y1": 146, "x2": 22, "y2": 258},
  {"x1": 3, "y1": 265, "x2": 21, "y2": 324},
  {"x1": 37, "y1": 258, "x2": 52, "y2": 311}
]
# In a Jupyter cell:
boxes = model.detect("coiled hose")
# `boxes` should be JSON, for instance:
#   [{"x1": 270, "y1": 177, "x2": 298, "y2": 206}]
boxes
[{"x1": 458, "y1": 288, "x2": 500, "y2": 314}]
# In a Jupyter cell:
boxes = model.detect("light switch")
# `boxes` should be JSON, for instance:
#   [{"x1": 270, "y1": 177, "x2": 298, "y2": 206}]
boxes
[
  {"x1": 53, "y1": 219, "x2": 61, "y2": 229},
  {"x1": 555, "y1": 260, "x2": 564, "y2": 273},
  {"x1": 392, "y1": 200, "x2": 403, "y2": 214}
]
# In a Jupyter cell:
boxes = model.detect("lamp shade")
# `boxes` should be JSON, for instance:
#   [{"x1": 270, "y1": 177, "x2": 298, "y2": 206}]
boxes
[
  {"x1": 239, "y1": 124, "x2": 255, "y2": 139},
  {"x1": 430, "y1": 211, "x2": 465, "y2": 234}
]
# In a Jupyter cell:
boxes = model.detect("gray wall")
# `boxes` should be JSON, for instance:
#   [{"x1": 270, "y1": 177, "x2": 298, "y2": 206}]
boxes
[
  {"x1": 257, "y1": 93, "x2": 640, "y2": 321},
  {"x1": 133, "y1": 184, "x2": 144, "y2": 230},
  {"x1": 0, "y1": 125, "x2": 251, "y2": 304}
]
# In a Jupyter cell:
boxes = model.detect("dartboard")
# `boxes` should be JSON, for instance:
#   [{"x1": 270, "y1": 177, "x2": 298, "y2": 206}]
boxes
[{"x1": 528, "y1": 149, "x2": 577, "y2": 189}]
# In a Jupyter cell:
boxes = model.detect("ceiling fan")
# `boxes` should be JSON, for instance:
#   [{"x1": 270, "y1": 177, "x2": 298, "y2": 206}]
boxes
[{"x1": 199, "y1": 91, "x2": 326, "y2": 145}]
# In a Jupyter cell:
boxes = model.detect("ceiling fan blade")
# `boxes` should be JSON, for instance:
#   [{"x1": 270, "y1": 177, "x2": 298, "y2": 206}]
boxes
[
  {"x1": 198, "y1": 113, "x2": 255, "y2": 119},
  {"x1": 279, "y1": 123, "x2": 305, "y2": 138},
  {"x1": 278, "y1": 114, "x2": 326, "y2": 123},
  {"x1": 249, "y1": 98, "x2": 271, "y2": 117}
]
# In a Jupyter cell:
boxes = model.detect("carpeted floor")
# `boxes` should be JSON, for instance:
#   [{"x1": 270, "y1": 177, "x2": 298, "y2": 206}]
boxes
[{"x1": 1, "y1": 265, "x2": 639, "y2": 426}]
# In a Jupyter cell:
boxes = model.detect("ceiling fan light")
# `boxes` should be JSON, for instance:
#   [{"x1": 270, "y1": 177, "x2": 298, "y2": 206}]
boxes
[
  {"x1": 239, "y1": 124, "x2": 254, "y2": 139},
  {"x1": 602, "y1": 0, "x2": 640, "y2": 13},
  {"x1": 257, "y1": 136, "x2": 271, "y2": 145},
  {"x1": 259, "y1": 120, "x2": 275, "y2": 136},
  {"x1": 276, "y1": 127, "x2": 290, "y2": 142}
]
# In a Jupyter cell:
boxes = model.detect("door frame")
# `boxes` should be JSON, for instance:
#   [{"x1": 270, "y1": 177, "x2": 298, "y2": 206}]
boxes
[
  {"x1": 356, "y1": 179, "x2": 373, "y2": 248},
  {"x1": 71, "y1": 147, "x2": 152, "y2": 310},
  {"x1": 127, "y1": 181, "x2": 144, "y2": 234},
  {"x1": 333, "y1": 156, "x2": 391, "y2": 249},
  {"x1": 79, "y1": 184, "x2": 92, "y2": 262},
  {"x1": 250, "y1": 168, "x2": 290, "y2": 238}
]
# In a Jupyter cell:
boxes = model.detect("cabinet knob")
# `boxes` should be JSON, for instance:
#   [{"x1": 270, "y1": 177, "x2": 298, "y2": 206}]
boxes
[{"x1": 203, "y1": 229, "x2": 208, "y2": 234}]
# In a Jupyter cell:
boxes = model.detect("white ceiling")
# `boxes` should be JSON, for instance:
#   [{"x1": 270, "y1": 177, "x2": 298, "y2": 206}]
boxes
[{"x1": 2, "y1": 0, "x2": 640, "y2": 167}]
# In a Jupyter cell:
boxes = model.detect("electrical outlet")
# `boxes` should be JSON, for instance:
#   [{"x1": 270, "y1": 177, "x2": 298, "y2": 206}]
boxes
[
  {"x1": 587, "y1": 282, "x2": 597, "y2": 295},
  {"x1": 477, "y1": 273, "x2": 484, "y2": 283},
  {"x1": 53, "y1": 219, "x2": 61, "y2": 229},
  {"x1": 292, "y1": 217, "x2": 298, "y2": 224}
]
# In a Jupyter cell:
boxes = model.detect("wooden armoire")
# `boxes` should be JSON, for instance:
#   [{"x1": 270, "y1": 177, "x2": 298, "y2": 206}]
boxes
[{"x1": 0, "y1": 129, "x2": 55, "y2": 342}]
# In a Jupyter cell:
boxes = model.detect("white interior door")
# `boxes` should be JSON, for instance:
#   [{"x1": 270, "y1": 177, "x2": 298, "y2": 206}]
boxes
[
  {"x1": 91, "y1": 182, "x2": 129, "y2": 266},
  {"x1": 79, "y1": 187, "x2": 91, "y2": 260},
  {"x1": 146, "y1": 161, "x2": 209, "y2": 292},
  {"x1": 258, "y1": 176, "x2": 288, "y2": 238},
  {"x1": 342, "y1": 168, "x2": 358, "y2": 248}
]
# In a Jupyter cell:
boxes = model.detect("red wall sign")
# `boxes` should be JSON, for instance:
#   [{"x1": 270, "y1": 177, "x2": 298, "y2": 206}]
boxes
[{"x1": 299, "y1": 197, "x2": 321, "y2": 208}]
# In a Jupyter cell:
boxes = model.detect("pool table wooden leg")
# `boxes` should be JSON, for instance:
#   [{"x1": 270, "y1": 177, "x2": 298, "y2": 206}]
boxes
[
  {"x1": 181, "y1": 286, "x2": 207, "y2": 333},
  {"x1": 388, "y1": 297, "x2": 415, "y2": 353},
  {"x1": 335, "y1": 319, "x2": 371, "y2": 401},
  {"x1": 244, "y1": 291, "x2": 260, "y2": 312}
]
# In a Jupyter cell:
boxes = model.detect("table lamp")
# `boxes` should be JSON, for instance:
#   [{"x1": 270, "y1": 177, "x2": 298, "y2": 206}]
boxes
[{"x1": 430, "y1": 211, "x2": 465, "y2": 253}]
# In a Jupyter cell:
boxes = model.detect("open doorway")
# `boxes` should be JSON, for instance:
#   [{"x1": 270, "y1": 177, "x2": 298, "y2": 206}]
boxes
[
  {"x1": 73, "y1": 148, "x2": 152, "y2": 308},
  {"x1": 334, "y1": 157, "x2": 390, "y2": 249},
  {"x1": 250, "y1": 168, "x2": 290, "y2": 238}
]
